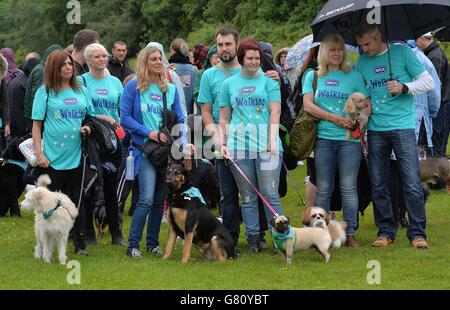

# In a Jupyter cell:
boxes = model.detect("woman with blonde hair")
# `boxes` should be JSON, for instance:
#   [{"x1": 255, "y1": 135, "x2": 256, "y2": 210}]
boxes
[
  {"x1": 302, "y1": 33, "x2": 370, "y2": 247},
  {"x1": 120, "y1": 46, "x2": 194, "y2": 258},
  {"x1": 81, "y1": 43, "x2": 126, "y2": 246}
]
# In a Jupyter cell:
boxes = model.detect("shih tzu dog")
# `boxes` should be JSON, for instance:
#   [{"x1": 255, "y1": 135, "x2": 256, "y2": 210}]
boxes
[
  {"x1": 302, "y1": 207, "x2": 347, "y2": 249},
  {"x1": 270, "y1": 215, "x2": 332, "y2": 264},
  {"x1": 343, "y1": 92, "x2": 369, "y2": 141},
  {"x1": 21, "y1": 175, "x2": 78, "y2": 265}
]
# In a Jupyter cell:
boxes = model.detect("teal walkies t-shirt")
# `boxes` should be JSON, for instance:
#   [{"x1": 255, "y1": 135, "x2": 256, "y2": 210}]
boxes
[
  {"x1": 303, "y1": 69, "x2": 369, "y2": 142},
  {"x1": 32, "y1": 86, "x2": 95, "y2": 170},
  {"x1": 140, "y1": 83, "x2": 176, "y2": 142},
  {"x1": 198, "y1": 66, "x2": 242, "y2": 124},
  {"x1": 220, "y1": 72, "x2": 283, "y2": 153},
  {"x1": 79, "y1": 73, "x2": 123, "y2": 123},
  {"x1": 356, "y1": 44, "x2": 425, "y2": 131}
]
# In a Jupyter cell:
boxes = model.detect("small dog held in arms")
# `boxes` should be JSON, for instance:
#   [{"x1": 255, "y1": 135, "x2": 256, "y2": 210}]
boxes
[
  {"x1": 302, "y1": 207, "x2": 347, "y2": 249},
  {"x1": 163, "y1": 158, "x2": 235, "y2": 263},
  {"x1": 270, "y1": 215, "x2": 332, "y2": 264},
  {"x1": 343, "y1": 92, "x2": 369, "y2": 141},
  {"x1": 21, "y1": 175, "x2": 78, "y2": 265}
]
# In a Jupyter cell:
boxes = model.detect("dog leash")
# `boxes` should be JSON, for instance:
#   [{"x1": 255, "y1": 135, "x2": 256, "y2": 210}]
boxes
[
  {"x1": 280, "y1": 156, "x2": 307, "y2": 208},
  {"x1": 228, "y1": 156, "x2": 279, "y2": 217},
  {"x1": 77, "y1": 137, "x2": 88, "y2": 210}
]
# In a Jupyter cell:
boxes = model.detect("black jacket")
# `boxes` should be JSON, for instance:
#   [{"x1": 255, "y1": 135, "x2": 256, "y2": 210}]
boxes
[
  {"x1": 0, "y1": 80, "x2": 9, "y2": 127},
  {"x1": 423, "y1": 41, "x2": 450, "y2": 102},
  {"x1": 107, "y1": 57, "x2": 133, "y2": 83}
]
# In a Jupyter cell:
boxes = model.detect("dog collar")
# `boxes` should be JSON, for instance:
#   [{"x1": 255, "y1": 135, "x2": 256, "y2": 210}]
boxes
[
  {"x1": 43, "y1": 199, "x2": 63, "y2": 220},
  {"x1": 182, "y1": 187, "x2": 207, "y2": 206}
]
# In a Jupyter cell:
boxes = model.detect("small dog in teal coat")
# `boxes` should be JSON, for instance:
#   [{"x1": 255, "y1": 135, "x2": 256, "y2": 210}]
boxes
[{"x1": 270, "y1": 215, "x2": 332, "y2": 264}]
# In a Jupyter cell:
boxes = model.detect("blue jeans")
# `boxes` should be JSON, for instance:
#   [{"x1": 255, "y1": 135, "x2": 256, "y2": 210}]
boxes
[
  {"x1": 229, "y1": 152, "x2": 283, "y2": 237},
  {"x1": 368, "y1": 129, "x2": 426, "y2": 241},
  {"x1": 127, "y1": 156, "x2": 166, "y2": 251},
  {"x1": 216, "y1": 159, "x2": 240, "y2": 246},
  {"x1": 314, "y1": 139, "x2": 362, "y2": 235}
]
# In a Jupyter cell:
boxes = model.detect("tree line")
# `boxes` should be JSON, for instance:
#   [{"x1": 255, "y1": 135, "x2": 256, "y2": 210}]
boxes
[
  {"x1": 1, "y1": 0, "x2": 448, "y2": 68},
  {"x1": 0, "y1": 0, "x2": 326, "y2": 66}
]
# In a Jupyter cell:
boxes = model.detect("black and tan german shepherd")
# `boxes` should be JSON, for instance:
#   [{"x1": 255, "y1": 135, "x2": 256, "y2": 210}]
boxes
[{"x1": 163, "y1": 158, "x2": 234, "y2": 263}]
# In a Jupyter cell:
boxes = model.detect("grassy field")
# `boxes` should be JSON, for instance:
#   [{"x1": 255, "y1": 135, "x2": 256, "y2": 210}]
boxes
[{"x1": 0, "y1": 160, "x2": 449, "y2": 290}]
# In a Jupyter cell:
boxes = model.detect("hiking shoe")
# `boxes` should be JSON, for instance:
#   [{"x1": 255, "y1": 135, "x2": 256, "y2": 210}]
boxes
[
  {"x1": 147, "y1": 246, "x2": 163, "y2": 256},
  {"x1": 258, "y1": 239, "x2": 268, "y2": 250},
  {"x1": 75, "y1": 248, "x2": 89, "y2": 256},
  {"x1": 346, "y1": 235, "x2": 359, "y2": 248},
  {"x1": 411, "y1": 238, "x2": 429, "y2": 250},
  {"x1": 371, "y1": 237, "x2": 394, "y2": 248},
  {"x1": 126, "y1": 248, "x2": 142, "y2": 258}
]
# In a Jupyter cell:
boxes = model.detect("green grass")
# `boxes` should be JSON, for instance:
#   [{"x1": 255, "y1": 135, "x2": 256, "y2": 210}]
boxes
[{"x1": 1, "y1": 161, "x2": 449, "y2": 290}]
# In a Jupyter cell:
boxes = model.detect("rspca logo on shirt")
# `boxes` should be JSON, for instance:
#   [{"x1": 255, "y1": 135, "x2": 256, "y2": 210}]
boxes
[
  {"x1": 374, "y1": 66, "x2": 387, "y2": 74},
  {"x1": 150, "y1": 94, "x2": 162, "y2": 101},
  {"x1": 325, "y1": 80, "x2": 340, "y2": 87},
  {"x1": 240, "y1": 86, "x2": 256, "y2": 94},
  {"x1": 63, "y1": 98, "x2": 77, "y2": 105},
  {"x1": 95, "y1": 89, "x2": 109, "y2": 95}
]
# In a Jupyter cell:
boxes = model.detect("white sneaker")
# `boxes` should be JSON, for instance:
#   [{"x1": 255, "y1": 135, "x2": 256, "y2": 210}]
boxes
[
  {"x1": 297, "y1": 161, "x2": 304, "y2": 166},
  {"x1": 126, "y1": 248, "x2": 142, "y2": 258}
]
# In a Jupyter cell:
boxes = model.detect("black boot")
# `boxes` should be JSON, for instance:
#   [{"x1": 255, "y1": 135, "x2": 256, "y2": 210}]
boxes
[
  {"x1": 247, "y1": 235, "x2": 260, "y2": 254},
  {"x1": 85, "y1": 229, "x2": 97, "y2": 246},
  {"x1": 111, "y1": 229, "x2": 127, "y2": 247},
  {"x1": 74, "y1": 233, "x2": 89, "y2": 256}
]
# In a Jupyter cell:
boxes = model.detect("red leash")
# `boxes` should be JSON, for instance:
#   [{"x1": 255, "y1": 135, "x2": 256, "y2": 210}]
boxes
[
  {"x1": 228, "y1": 156, "x2": 279, "y2": 217},
  {"x1": 352, "y1": 127, "x2": 368, "y2": 156}
]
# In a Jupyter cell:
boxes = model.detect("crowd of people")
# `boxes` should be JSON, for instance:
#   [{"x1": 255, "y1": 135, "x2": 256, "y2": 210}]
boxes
[{"x1": 0, "y1": 23, "x2": 448, "y2": 258}]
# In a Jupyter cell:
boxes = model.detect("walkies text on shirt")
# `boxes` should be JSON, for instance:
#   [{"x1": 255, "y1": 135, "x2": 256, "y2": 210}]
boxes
[
  {"x1": 92, "y1": 98, "x2": 118, "y2": 110},
  {"x1": 317, "y1": 89, "x2": 350, "y2": 100},
  {"x1": 234, "y1": 97, "x2": 267, "y2": 107},
  {"x1": 54, "y1": 109, "x2": 86, "y2": 119}
]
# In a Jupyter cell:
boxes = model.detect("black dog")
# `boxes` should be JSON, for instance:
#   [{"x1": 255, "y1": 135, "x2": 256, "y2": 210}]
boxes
[
  {"x1": 163, "y1": 158, "x2": 234, "y2": 263},
  {"x1": 0, "y1": 135, "x2": 27, "y2": 217}
]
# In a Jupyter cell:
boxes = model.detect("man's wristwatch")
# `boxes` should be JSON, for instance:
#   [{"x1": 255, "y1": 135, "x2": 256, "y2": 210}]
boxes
[{"x1": 401, "y1": 83, "x2": 409, "y2": 94}]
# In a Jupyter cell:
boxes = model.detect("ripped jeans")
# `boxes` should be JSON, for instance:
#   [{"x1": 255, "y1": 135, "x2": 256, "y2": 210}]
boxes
[{"x1": 229, "y1": 152, "x2": 283, "y2": 237}]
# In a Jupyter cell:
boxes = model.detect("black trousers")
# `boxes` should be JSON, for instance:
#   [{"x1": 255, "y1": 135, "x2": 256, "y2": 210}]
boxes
[
  {"x1": 41, "y1": 165, "x2": 86, "y2": 249},
  {"x1": 86, "y1": 167, "x2": 121, "y2": 235}
]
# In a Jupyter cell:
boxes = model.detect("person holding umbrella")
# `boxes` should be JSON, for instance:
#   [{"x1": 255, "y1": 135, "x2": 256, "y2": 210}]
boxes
[
  {"x1": 355, "y1": 22, "x2": 435, "y2": 249},
  {"x1": 302, "y1": 33, "x2": 370, "y2": 248}
]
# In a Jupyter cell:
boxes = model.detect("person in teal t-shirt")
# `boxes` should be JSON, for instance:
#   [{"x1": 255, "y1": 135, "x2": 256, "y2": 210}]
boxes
[
  {"x1": 303, "y1": 34, "x2": 370, "y2": 247},
  {"x1": 81, "y1": 43, "x2": 126, "y2": 247},
  {"x1": 219, "y1": 39, "x2": 284, "y2": 253},
  {"x1": 32, "y1": 50, "x2": 94, "y2": 256},
  {"x1": 355, "y1": 23, "x2": 435, "y2": 250},
  {"x1": 198, "y1": 27, "x2": 281, "y2": 253}
]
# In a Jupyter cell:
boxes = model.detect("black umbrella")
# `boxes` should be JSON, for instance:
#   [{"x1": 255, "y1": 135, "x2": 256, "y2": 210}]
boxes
[
  {"x1": 311, "y1": 0, "x2": 450, "y2": 79},
  {"x1": 435, "y1": 26, "x2": 450, "y2": 41}
]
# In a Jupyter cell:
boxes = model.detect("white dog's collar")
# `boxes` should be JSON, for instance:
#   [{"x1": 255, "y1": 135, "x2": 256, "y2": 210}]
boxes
[{"x1": 42, "y1": 199, "x2": 63, "y2": 220}]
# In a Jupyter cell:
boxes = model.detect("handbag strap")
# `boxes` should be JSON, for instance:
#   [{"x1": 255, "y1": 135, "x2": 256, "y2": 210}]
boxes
[
  {"x1": 313, "y1": 71, "x2": 318, "y2": 94},
  {"x1": 162, "y1": 92, "x2": 168, "y2": 128},
  {"x1": 216, "y1": 63, "x2": 233, "y2": 77}
]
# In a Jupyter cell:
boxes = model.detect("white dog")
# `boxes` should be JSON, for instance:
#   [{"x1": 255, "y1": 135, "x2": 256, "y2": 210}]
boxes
[
  {"x1": 21, "y1": 175, "x2": 78, "y2": 265},
  {"x1": 302, "y1": 207, "x2": 347, "y2": 249}
]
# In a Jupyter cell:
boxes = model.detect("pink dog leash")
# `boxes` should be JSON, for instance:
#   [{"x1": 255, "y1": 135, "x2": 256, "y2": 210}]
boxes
[{"x1": 228, "y1": 156, "x2": 279, "y2": 217}]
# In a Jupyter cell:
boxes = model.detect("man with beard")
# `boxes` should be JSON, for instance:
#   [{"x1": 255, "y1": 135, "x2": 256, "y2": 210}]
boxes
[{"x1": 198, "y1": 27, "x2": 278, "y2": 253}]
